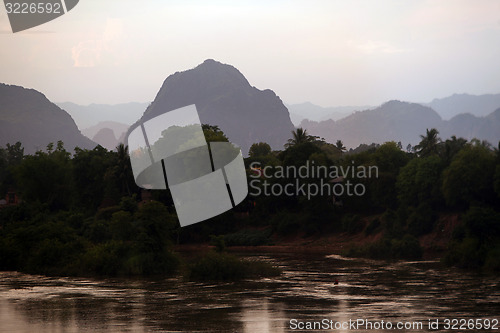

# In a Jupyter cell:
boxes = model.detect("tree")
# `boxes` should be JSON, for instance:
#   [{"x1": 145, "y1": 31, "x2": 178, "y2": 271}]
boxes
[
  {"x1": 415, "y1": 128, "x2": 441, "y2": 157},
  {"x1": 284, "y1": 128, "x2": 317, "y2": 148},
  {"x1": 15, "y1": 142, "x2": 74, "y2": 210},
  {"x1": 114, "y1": 143, "x2": 134, "y2": 196},
  {"x1": 73, "y1": 145, "x2": 116, "y2": 210},
  {"x1": 397, "y1": 155, "x2": 443, "y2": 207},
  {"x1": 439, "y1": 136, "x2": 467, "y2": 165},
  {"x1": 6, "y1": 142, "x2": 24, "y2": 165},
  {"x1": 442, "y1": 145, "x2": 496, "y2": 207},
  {"x1": 202, "y1": 124, "x2": 229, "y2": 142},
  {"x1": 335, "y1": 140, "x2": 346, "y2": 153},
  {"x1": 249, "y1": 142, "x2": 272, "y2": 157}
]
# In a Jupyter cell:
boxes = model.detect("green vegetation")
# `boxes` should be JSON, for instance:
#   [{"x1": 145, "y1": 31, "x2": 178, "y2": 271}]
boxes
[
  {"x1": 187, "y1": 251, "x2": 281, "y2": 281},
  {"x1": 345, "y1": 234, "x2": 422, "y2": 260},
  {"x1": 0, "y1": 126, "x2": 499, "y2": 276}
]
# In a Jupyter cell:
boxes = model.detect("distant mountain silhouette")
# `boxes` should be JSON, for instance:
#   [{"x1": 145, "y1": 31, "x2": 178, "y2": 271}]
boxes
[
  {"x1": 57, "y1": 102, "x2": 148, "y2": 130},
  {"x1": 0, "y1": 83, "x2": 95, "y2": 154},
  {"x1": 427, "y1": 93, "x2": 500, "y2": 120},
  {"x1": 302, "y1": 100, "x2": 500, "y2": 148},
  {"x1": 441, "y1": 108, "x2": 500, "y2": 145},
  {"x1": 286, "y1": 102, "x2": 371, "y2": 125},
  {"x1": 82, "y1": 121, "x2": 129, "y2": 149},
  {"x1": 92, "y1": 128, "x2": 118, "y2": 151},
  {"x1": 138, "y1": 59, "x2": 294, "y2": 154}
]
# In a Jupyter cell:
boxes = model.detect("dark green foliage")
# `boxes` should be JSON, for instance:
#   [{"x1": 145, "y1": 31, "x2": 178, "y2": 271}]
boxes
[
  {"x1": 342, "y1": 214, "x2": 364, "y2": 234},
  {"x1": 0, "y1": 198, "x2": 180, "y2": 276},
  {"x1": 1, "y1": 125, "x2": 499, "y2": 276},
  {"x1": 407, "y1": 203, "x2": 436, "y2": 236},
  {"x1": 346, "y1": 234, "x2": 422, "y2": 260},
  {"x1": 397, "y1": 155, "x2": 443, "y2": 207},
  {"x1": 442, "y1": 145, "x2": 496, "y2": 207},
  {"x1": 463, "y1": 206, "x2": 500, "y2": 240},
  {"x1": 249, "y1": 142, "x2": 272, "y2": 157},
  {"x1": 365, "y1": 218, "x2": 381, "y2": 235},
  {"x1": 223, "y1": 228, "x2": 272, "y2": 246},
  {"x1": 444, "y1": 206, "x2": 500, "y2": 271},
  {"x1": 270, "y1": 211, "x2": 306, "y2": 235},
  {"x1": 14, "y1": 143, "x2": 74, "y2": 210},
  {"x1": 415, "y1": 128, "x2": 440, "y2": 157},
  {"x1": 209, "y1": 235, "x2": 226, "y2": 252}
]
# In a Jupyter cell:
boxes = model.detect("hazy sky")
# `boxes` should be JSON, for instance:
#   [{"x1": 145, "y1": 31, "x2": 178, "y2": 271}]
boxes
[{"x1": 1, "y1": 0, "x2": 499, "y2": 106}]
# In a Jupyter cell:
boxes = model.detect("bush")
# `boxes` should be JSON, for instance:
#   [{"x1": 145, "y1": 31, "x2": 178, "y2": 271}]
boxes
[
  {"x1": 223, "y1": 228, "x2": 272, "y2": 246},
  {"x1": 391, "y1": 234, "x2": 422, "y2": 260},
  {"x1": 188, "y1": 252, "x2": 280, "y2": 281},
  {"x1": 365, "y1": 218, "x2": 381, "y2": 235},
  {"x1": 484, "y1": 245, "x2": 500, "y2": 272},
  {"x1": 345, "y1": 234, "x2": 422, "y2": 260},
  {"x1": 209, "y1": 235, "x2": 226, "y2": 252},
  {"x1": 407, "y1": 203, "x2": 436, "y2": 236},
  {"x1": 443, "y1": 237, "x2": 483, "y2": 270},
  {"x1": 270, "y1": 211, "x2": 305, "y2": 235},
  {"x1": 342, "y1": 214, "x2": 364, "y2": 234}
]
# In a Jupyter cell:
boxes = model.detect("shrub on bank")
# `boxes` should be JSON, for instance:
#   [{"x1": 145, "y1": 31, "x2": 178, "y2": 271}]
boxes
[
  {"x1": 188, "y1": 252, "x2": 281, "y2": 281},
  {"x1": 345, "y1": 234, "x2": 422, "y2": 260}
]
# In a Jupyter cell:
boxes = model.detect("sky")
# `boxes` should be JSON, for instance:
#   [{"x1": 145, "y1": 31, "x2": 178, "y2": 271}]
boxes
[{"x1": 1, "y1": 0, "x2": 499, "y2": 107}]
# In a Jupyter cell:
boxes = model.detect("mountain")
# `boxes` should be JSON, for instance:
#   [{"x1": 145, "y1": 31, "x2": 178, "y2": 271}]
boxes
[
  {"x1": 57, "y1": 102, "x2": 149, "y2": 130},
  {"x1": 0, "y1": 83, "x2": 96, "y2": 154},
  {"x1": 442, "y1": 108, "x2": 500, "y2": 145},
  {"x1": 92, "y1": 128, "x2": 118, "y2": 151},
  {"x1": 302, "y1": 100, "x2": 500, "y2": 149},
  {"x1": 301, "y1": 101, "x2": 444, "y2": 148},
  {"x1": 427, "y1": 93, "x2": 500, "y2": 120},
  {"x1": 286, "y1": 102, "x2": 371, "y2": 125},
  {"x1": 137, "y1": 59, "x2": 294, "y2": 154},
  {"x1": 82, "y1": 121, "x2": 129, "y2": 147}
]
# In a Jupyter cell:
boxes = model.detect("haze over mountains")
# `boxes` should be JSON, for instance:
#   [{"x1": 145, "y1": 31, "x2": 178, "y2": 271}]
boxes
[
  {"x1": 427, "y1": 93, "x2": 500, "y2": 120},
  {"x1": 82, "y1": 121, "x2": 130, "y2": 150},
  {"x1": 287, "y1": 102, "x2": 372, "y2": 126},
  {"x1": 300, "y1": 100, "x2": 500, "y2": 149},
  {"x1": 1, "y1": 59, "x2": 499, "y2": 155},
  {"x1": 57, "y1": 102, "x2": 148, "y2": 130},
  {"x1": 0, "y1": 83, "x2": 95, "y2": 154}
]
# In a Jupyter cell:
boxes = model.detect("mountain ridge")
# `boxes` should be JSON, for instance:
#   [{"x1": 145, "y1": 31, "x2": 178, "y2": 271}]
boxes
[
  {"x1": 0, "y1": 83, "x2": 96, "y2": 154},
  {"x1": 301, "y1": 100, "x2": 500, "y2": 149}
]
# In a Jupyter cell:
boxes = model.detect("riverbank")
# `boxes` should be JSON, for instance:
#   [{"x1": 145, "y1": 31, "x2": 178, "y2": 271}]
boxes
[{"x1": 176, "y1": 213, "x2": 460, "y2": 260}]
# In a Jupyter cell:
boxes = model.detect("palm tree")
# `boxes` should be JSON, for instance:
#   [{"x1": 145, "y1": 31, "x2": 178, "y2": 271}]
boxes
[
  {"x1": 115, "y1": 143, "x2": 132, "y2": 196},
  {"x1": 415, "y1": 128, "x2": 441, "y2": 157},
  {"x1": 285, "y1": 128, "x2": 317, "y2": 148},
  {"x1": 335, "y1": 140, "x2": 346, "y2": 153}
]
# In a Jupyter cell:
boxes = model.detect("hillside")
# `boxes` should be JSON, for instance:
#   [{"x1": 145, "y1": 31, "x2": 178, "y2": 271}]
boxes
[
  {"x1": 82, "y1": 121, "x2": 129, "y2": 150},
  {"x1": 301, "y1": 101, "x2": 444, "y2": 148},
  {"x1": 286, "y1": 102, "x2": 371, "y2": 125},
  {"x1": 0, "y1": 83, "x2": 96, "y2": 154},
  {"x1": 302, "y1": 101, "x2": 500, "y2": 148}
]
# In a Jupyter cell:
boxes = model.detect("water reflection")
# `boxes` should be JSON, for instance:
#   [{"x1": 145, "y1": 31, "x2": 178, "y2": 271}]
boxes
[{"x1": 0, "y1": 254, "x2": 498, "y2": 332}]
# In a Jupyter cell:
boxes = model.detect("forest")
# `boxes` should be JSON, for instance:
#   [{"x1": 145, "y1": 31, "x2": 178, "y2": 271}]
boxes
[{"x1": 0, "y1": 125, "x2": 499, "y2": 277}]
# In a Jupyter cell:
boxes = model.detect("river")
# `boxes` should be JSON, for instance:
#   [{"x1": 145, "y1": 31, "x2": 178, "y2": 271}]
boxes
[{"x1": 0, "y1": 254, "x2": 498, "y2": 332}]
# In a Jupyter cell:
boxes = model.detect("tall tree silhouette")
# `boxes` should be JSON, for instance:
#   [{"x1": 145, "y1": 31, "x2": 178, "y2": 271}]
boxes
[
  {"x1": 285, "y1": 128, "x2": 317, "y2": 148},
  {"x1": 335, "y1": 140, "x2": 346, "y2": 153},
  {"x1": 115, "y1": 143, "x2": 133, "y2": 196},
  {"x1": 415, "y1": 128, "x2": 441, "y2": 157}
]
